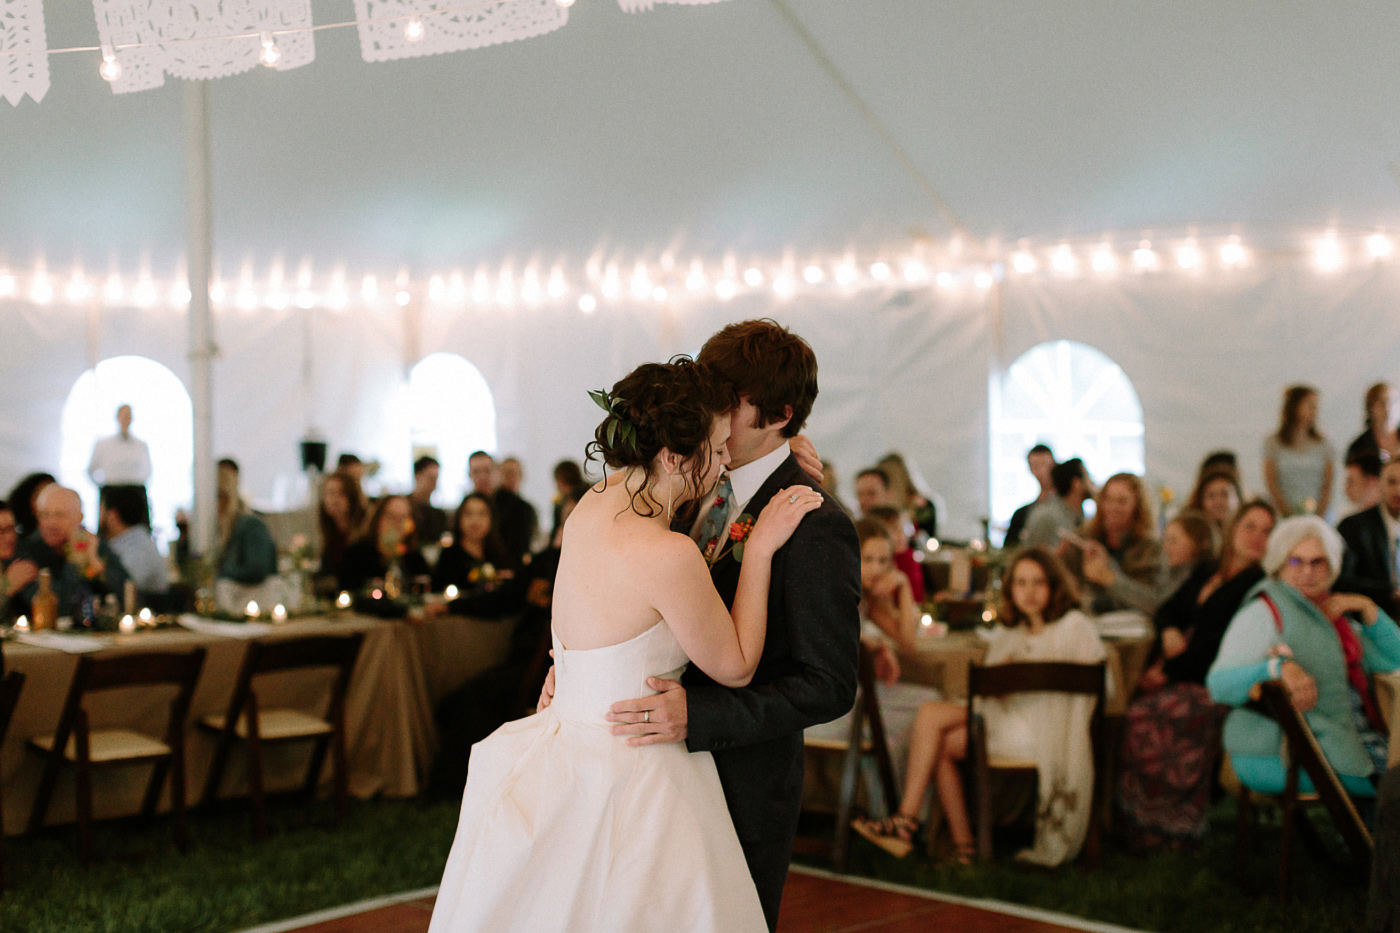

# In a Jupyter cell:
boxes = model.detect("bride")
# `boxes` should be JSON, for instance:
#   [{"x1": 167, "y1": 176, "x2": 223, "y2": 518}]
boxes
[{"x1": 428, "y1": 357, "x2": 824, "y2": 933}]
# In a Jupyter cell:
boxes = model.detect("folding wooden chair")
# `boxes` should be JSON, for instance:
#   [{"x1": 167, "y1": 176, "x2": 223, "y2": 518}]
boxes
[
  {"x1": 26, "y1": 649, "x2": 207, "y2": 864},
  {"x1": 1227, "y1": 679, "x2": 1373, "y2": 901},
  {"x1": 794, "y1": 643, "x2": 899, "y2": 871},
  {"x1": 0, "y1": 670, "x2": 26, "y2": 891},
  {"x1": 964, "y1": 660, "x2": 1107, "y2": 865},
  {"x1": 198, "y1": 633, "x2": 364, "y2": 840}
]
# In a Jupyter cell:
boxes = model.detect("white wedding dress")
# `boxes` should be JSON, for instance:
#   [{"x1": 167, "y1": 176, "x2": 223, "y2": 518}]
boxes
[{"x1": 428, "y1": 619, "x2": 767, "y2": 932}]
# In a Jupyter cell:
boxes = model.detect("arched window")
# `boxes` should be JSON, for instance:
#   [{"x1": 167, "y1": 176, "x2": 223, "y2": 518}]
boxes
[
  {"x1": 59, "y1": 356, "x2": 193, "y2": 548},
  {"x1": 990, "y1": 340, "x2": 1145, "y2": 537},
  {"x1": 407, "y1": 353, "x2": 498, "y2": 509}
]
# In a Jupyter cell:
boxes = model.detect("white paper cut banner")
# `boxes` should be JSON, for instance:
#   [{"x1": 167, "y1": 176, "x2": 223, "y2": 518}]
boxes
[
  {"x1": 353, "y1": 0, "x2": 566, "y2": 63},
  {"x1": 1, "y1": 0, "x2": 50, "y2": 105}
]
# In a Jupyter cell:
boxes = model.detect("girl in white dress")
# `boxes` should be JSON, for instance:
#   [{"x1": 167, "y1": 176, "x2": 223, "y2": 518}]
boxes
[
  {"x1": 853, "y1": 547, "x2": 1106, "y2": 866},
  {"x1": 429, "y1": 359, "x2": 823, "y2": 933}
]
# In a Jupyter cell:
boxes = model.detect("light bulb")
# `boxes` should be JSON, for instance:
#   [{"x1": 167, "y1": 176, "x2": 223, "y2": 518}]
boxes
[
  {"x1": 1091, "y1": 247, "x2": 1117, "y2": 274},
  {"x1": 1176, "y1": 242, "x2": 1203, "y2": 270},
  {"x1": 1133, "y1": 241, "x2": 1158, "y2": 271},
  {"x1": 1313, "y1": 235, "x2": 1344, "y2": 272},
  {"x1": 246, "y1": 600, "x2": 260, "y2": 617},
  {"x1": 0, "y1": 271, "x2": 15, "y2": 297},
  {"x1": 1220, "y1": 238, "x2": 1247, "y2": 267},
  {"x1": 336, "y1": 591, "x2": 352, "y2": 609},
  {"x1": 29, "y1": 270, "x2": 53, "y2": 305},
  {"x1": 1369, "y1": 234, "x2": 1393, "y2": 259},
  {"x1": 743, "y1": 268, "x2": 763, "y2": 287},
  {"x1": 547, "y1": 268, "x2": 567, "y2": 299},
  {"x1": 404, "y1": 16, "x2": 425, "y2": 41},
  {"x1": 652, "y1": 285, "x2": 668, "y2": 302},
  {"x1": 1050, "y1": 246, "x2": 1077, "y2": 275},
  {"x1": 1011, "y1": 251, "x2": 1037, "y2": 274},
  {"x1": 974, "y1": 270, "x2": 994, "y2": 289},
  {"x1": 578, "y1": 293, "x2": 597, "y2": 313},
  {"x1": 803, "y1": 264, "x2": 824, "y2": 284},
  {"x1": 935, "y1": 271, "x2": 954, "y2": 288},
  {"x1": 260, "y1": 32, "x2": 281, "y2": 67},
  {"x1": 99, "y1": 45, "x2": 122, "y2": 82},
  {"x1": 395, "y1": 289, "x2": 411, "y2": 307},
  {"x1": 685, "y1": 261, "x2": 706, "y2": 291},
  {"x1": 556, "y1": 0, "x2": 575, "y2": 6},
  {"x1": 869, "y1": 261, "x2": 891, "y2": 281},
  {"x1": 715, "y1": 279, "x2": 738, "y2": 300},
  {"x1": 834, "y1": 260, "x2": 856, "y2": 286},
  {"x1": 361, "y1": 275, "x2": 378, "y2": 300},
  {"x1": 902, "y1": 259, "x2": 928, "y2": 282},
  {"x1": 773, "y1": 274, "x2": 796, "y2": 298}
]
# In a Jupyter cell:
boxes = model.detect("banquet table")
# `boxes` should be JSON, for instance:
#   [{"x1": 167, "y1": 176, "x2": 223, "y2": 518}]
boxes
[{"x1": 0, "y1": 611, "x2": 515, "y2": 835}]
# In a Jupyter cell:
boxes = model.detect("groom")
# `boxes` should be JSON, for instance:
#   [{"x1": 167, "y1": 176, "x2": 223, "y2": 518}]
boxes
[{"x1": 607, "y1": 319, "x2": 861, "y2": 930}]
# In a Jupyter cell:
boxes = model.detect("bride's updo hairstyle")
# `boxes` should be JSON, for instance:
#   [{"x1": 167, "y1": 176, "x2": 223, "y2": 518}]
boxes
[{"x1": 586, "y1": 357, "x2": 733, "y2": 518}]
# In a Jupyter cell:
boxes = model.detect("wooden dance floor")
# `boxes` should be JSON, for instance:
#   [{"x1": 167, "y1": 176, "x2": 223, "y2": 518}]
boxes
[{"x1": 246, "y1": 866, "x2": 1134, "y2": 933}]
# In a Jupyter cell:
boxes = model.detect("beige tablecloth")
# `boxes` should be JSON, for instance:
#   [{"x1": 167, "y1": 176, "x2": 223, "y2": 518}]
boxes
[{"x1": 1, "y1": 612, "x2": 514, "y2": 835}]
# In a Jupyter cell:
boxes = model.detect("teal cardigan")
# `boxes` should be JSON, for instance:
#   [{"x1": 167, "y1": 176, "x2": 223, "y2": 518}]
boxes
[{"x1": 1207, "y1": 578, "x2": 1400, "y2": 779}]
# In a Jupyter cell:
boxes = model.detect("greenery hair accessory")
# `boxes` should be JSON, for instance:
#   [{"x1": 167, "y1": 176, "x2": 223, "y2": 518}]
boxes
[{"x1": 589, "y1": 388, "x2": 638, "y2": 450}]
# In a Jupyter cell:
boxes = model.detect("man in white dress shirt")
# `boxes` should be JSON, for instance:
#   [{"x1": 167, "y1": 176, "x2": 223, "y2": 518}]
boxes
[{"x1": 88, "y1": 404, "x2": 152, "y2": 529}]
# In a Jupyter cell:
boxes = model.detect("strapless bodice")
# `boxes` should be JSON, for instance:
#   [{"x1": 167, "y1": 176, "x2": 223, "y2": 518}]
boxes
[{"x1": 549, "y1": 621, "x2": 690, "y2": 726}]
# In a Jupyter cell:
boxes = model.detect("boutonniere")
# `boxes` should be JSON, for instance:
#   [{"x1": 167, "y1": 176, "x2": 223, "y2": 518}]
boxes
[{"x1": 716, "y1": 513, "x2": 756, "y2": 564}]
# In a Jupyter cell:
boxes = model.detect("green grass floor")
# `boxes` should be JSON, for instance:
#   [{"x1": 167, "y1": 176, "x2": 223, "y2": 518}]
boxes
[{"x1": 0, "y1": 795, "x2": 1368, "y2": 933}]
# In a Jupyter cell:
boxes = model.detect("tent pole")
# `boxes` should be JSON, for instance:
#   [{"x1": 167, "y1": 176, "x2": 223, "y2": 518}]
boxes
[{"x1": 184, "y1": 79, "x2": 216, "y2": 557}]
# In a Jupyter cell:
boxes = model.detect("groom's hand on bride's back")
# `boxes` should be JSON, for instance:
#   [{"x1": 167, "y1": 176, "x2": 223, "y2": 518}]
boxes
[{"x1": 607, "y1": 678, "x2": 688, "y2": 746}]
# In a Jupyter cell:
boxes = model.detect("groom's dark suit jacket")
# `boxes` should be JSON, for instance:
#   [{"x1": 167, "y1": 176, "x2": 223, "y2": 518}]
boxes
[
  {"x1": 680, "y1": 453, "x2": 861, "y2": 930},
  {"x1": 1337, "y1": 505, "x2": 1400, "y2": 618}
]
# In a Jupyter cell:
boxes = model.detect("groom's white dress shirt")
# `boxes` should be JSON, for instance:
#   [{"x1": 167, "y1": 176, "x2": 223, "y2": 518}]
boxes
[{"x1": 690, "y1": 441, "x2": 791, "y2": 550}]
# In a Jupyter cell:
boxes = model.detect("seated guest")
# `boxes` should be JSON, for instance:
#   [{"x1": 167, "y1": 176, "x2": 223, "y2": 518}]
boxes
[
  {"x1": 1187, "y1": 467, "x2": 1243, "y2": 531},
  {"x1": 1152, "y1": 509, "x2": 1219, "y2": 603},
  {"x1": 338, "y1": 494, "x2": 430, "y2": 593},
  {"x1": 1263, "y1": 384, "x2": 1335, "y2": 518},
  {"x1": 468, "y1": 451, "x2": 537, "y2": 560},
  {"x1": 1337, "y1": 458, "x2": 1400, "y2": 619},
  {"x1": 854, "y1": 467, "x2": 893, "y2": 518},
  {"x1": 877, "y1": 452, "x2": 937, "y2": 539},
  {"x1": 1348, "y1": 381, "x2": 1400, "y2": 463},
  {"x1": 0, "y1": 500, "x2": 38, "y2": 610},
  {"x1": 819, "y1": 459, "x2": 852, "y2": 516},
  {"x1": 1063, "y1": 472, "x2": 1165, "y2": 615},
  {"x1": 1197, "y1": 450, "x2": 1241, "y2": 486},
  {"x1": 432, "y1": 492, "x2": 517, "y2": 594},
  {"x1": 1023, "y1": 458, "x2": 1092, "y2": 549},
  {"x1": 101, "y1": 485, "x2": 169, "y2": 604},
  {"x1": 1116, "y1": 500, "x2": 1276, "y2": 850},
  {"x1": 317, "y1": 471, "x2": 365, "y2": 586},
  {"x1": 13, "y1": 484, "x2": 127, "y2": 618},
  {"x1": 1005, "y1": 444, "x2": 1055, "y2": 548},
  {"x1": 6, "y1": 472, "x2": 54, "y2": 538},
  {"x1": 550, "y1": 459, "x2": 589, "y2": 539},
  {"x1": 854, "y1": 548, "x2": 1106, "y2": 866},
  {"x1": 215, "y1": 459, "x2": 278, "y2": 585},
  {"x1": 427, "y1": 488, "x2": 581, "y2": 798},
  {"x1": 867, "y1": 505, "x2": 925, "y2": 603},
  {"x1": 1343, "y1": 450, "x2": 1385, "y2": 519},
  {"x1": 1208, "y1": 516, "x2": 1400, "y2": 799},
  {"x1": 409, "y1": 456, "x2": 448, "y2": 544}
]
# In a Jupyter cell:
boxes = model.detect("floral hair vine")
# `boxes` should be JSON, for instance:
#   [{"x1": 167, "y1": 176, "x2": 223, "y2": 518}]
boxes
[{"x1": 588, "y1": 388, "x2": 638, "y2": 450}]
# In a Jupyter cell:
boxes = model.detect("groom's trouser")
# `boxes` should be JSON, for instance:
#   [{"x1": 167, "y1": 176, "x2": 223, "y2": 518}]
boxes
[{"x1": 712, "y1": 735, "x2": 804, "y2": 933}]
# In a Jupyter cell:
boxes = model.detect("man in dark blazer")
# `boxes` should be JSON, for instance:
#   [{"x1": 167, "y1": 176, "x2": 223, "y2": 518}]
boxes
[
  {"x1": 603, "y1": 320, "x2": 861, "y2": 931},
  {"x1": 1337, "y1": 458, "x2": 1400, "y2": 619}
]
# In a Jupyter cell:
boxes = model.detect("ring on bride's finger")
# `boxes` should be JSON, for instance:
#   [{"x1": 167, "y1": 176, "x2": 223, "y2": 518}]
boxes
[
  {"x1": 643, "y1": 710, "x2": 650, "y2": 723},
  {"x1": 788, "y1": 494, "x2": 798, "y2": 504}
]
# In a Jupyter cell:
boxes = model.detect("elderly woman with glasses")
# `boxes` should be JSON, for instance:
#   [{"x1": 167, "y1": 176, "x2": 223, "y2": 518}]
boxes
[{"x1": 1208, "y1": 516, "x2": 1400, "y2": 797}]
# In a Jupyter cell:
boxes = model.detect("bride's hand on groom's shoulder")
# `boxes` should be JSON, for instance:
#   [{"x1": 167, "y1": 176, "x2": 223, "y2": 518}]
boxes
[
  {"x1": 748, "y1": 487, "x2": 824, "y2": 558},
  {"x1": 607, "y1": 678, "x2": 688, "y2": 746},
  {"x1": 791, "y1": 434, "x2": 825, "y2": 483}
]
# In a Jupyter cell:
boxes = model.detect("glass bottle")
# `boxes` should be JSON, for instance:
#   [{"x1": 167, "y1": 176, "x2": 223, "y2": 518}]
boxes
[{"x1": 32, "y1": 569, "x2": 58, "y2": 631}]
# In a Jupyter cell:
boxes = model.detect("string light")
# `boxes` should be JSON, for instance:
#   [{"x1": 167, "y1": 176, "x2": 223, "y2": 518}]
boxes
[
  {"x1": 1050, "y1": 245, "x2": 1077, "y2": 276},
  {"x1": 521, "y1": 267, "x2": 543, "y2": 305},
  {"x1": 743, "y1": 267, "x2": 763, "y2": 287},
  {"x1": 1368, "y1": 233, "x2": 1393, "y2": 259},
  {"x1": 578, "y1": 293, "x2": 597, "y2": 313},
  {"x1": 1313, "y1": 235, "x2": 1344, "y2": 272},
  {"x1": 404, "y1": 16, "x2": 425, "y2": 41},
  {"x1": 0, "y1": 270, "x2": 15, "y2": 297},
  {"x1": 715, "y1": 277, "x2": 738, "y2": 300},
  {"x1": 973, "y1": 270, "x2": 994, "y2": 289},
  {"x1": 29, "y1": 268, "x2": 53, "y2": 304},
  {"x1": 652, "y1": 285, "x2": 668, "y2": 302},
  {"x1": 361, "y1": 275, "x2": 378, "y2": 301},
  {"x1": 772, "y1": 271, "x2": 796, "y2": 298},
  {"x1": 902, "y1": 259, "x2": 928, "y2": 282},
  {"x1": 1220, "y1": 237, "x2": 1247, "y2": 267},
  {"x1": 869, "y1": 261, "x2": 891, "y2": 281},
  {"x1": 1090, "y1": 245, "x2": 1116, "y2": 274},
  {"x1": 936, "y1": 271, "x2": 954, "y2": 288},
  {"x1": 1011, "y1": 251, "x2": 1037, "y2": 274},
  {"x1": 685, "y1": 260, "x2": 707, "y2": 291},
  {"x1": 547, "y1": 267, "x2": 567, "y2": 299},
  {"x1": 802, "y1": 264, "x2": 824, "y2": 284},
  {"x1": 259, "y1": 32, "x2": 281, "y2": 67},
  {"x1": 428, "y1": 275, "x2": 446, "y2": 301},
  {"x1": 99, "y1": 44, "x2": 121, "y2": 82},
  {"x1": 1175, "y1": 241, "x2": 1203, "y2": 271},
  {"x1": 834, "y1": 258, "x2": 857, "y2": 286},
  {"x1": 1133, "y1": 241, "x2": 1159, "y2": 271},
  {"x1": 556, "y1": 0, "x2": 575, "y2": 6},
  {"x1": 64, "y1": 268, "x2": 91, "y2": 303}
]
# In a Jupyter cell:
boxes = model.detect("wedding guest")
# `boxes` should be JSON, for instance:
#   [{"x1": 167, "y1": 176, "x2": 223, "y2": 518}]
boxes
[
  {"x1": 867, "y1": 505, "x2": 925, "y2": 603},
  {"x1": 1343, "y1": 450, "x2": 1385, "y2": 518},
  {"x1": 1187, "y1": 467, "x2": 1243, "y2": 530},
  {"x1": 854, "y1": 468, "x2": 892, "y2": 518},
  {"x1": 500, "y1": 457, "x2": 524, "y2": 495},
  {"x1": 1023, "y1": 458, "x2": 1092, "y2": 549},
  {"x1": 878, "y1": 452, "x2": 937, "y2": 539},
  {"x1": 317, "y1": 471, "x2": 365, "y2": 585},
  {"x1": 432, "y1": 492, "x2": 517, "y2": 594},
  {"x1": 101, "y1": 485, "x2": 169, "y2": 603},
  {"x1": 427, "y1": 488, "x2": 582, "y2": 799},
  {"x1": 854, "y1": 548, "x2": 1106, "y2": 866},
  {"x1": 6, "y1": 472, "x2": 54, "y2": 537},
  {"x1": 1336, "y1": 458, "x2": 1400, "y2": 619},
  {"x1": 214, "y1": 459, "x2": 278, "y2": 586},
  {"x1": 410, "y1": 456, "x2": 448, "y2": 544},
  {"x1": 819, "y1": 459, "x2": 852, "y2": 515},
  {"x1": 1263, "y1": 385, "x2": 1335, "y2": 517},
  {"x1": 1197, "y1": 450, "x2": 1241, "y2": 486},
  {"x1": 337, "y1": 494, "x2": 430, "y2": 593},
  {"x1": 1348, "y1": 382, "x2": 1400, "y2": 463},
  {"x1": 1160, "y1": 509, "x2": 1219, "y2": 595},
  {"x1": 0, "y1": 500, "x2": 38, "y2": 611},
  {"x1": 13, "y1": 484, "x2": 127, "y2": 618},
  {"x1": 550, "y1": 459, "x2": 588, "y2": 542},
  {"x1": 336, "y1": 453, "x2": 368, "y2": 503},
  {"x1": 1116, "y1": 500, "x2": 1276, "y2": 850},
  {"x1": 1005, "y1": 444, "x2": 1056, "y2": 548},
  {"x1": 1064, "y1": 473, "x2": 1166, "y2": 615},
  {"x1": 88, "y1": 404, "x2": 152, "y2": 530},
  {"x1": 1208, "y1": 516, "x2": 1400, "y2": 799},
  {"x1": 469, "y1": 451, "x2": 537, "y2": 560}
]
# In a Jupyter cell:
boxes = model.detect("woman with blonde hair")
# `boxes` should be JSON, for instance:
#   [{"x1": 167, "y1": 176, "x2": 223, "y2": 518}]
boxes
[
  {"x1": 1064, "y1": 472, "x2": 1165, "y2": 614},
  {"x1": 1263, "y1": 384, "x2": 1335, "y2": 517},
  {"x1": 876, "y1": 452, "x2": 937, "y2": 539}
]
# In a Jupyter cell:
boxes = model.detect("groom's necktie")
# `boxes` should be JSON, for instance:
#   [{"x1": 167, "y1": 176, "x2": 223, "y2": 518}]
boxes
[{"x1": 694, "y1": 474, "x2": 735, "y2": 563}]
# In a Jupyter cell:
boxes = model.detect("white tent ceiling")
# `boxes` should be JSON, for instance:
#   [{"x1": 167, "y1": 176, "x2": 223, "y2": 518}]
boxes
[{"x1": 6, "y1": 1, "x2": 1400, "y2": 270}]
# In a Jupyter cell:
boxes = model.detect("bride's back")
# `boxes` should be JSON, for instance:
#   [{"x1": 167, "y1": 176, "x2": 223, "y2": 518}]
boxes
[{"x1": 551, "y1": 475, "x2": 681, "y2": 650}]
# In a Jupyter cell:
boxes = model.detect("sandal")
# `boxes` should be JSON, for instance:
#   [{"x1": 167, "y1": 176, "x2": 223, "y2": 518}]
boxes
[
  {"x1": 951, "y1": 841, "x2": 976, "y2": 866},
  {"x1": 852, "y1": 813, "x2": 921, "y2": 858}
]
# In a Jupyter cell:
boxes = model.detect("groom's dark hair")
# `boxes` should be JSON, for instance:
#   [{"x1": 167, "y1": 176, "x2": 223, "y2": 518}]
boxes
[{"x1": 697, "y1": 319, "x2": 817, "y2": 438}]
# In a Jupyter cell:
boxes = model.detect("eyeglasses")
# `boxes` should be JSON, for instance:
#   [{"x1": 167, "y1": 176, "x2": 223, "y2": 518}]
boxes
[{"x1": 1284, "y1": 556, "x2": 1330, "y2": 573}]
